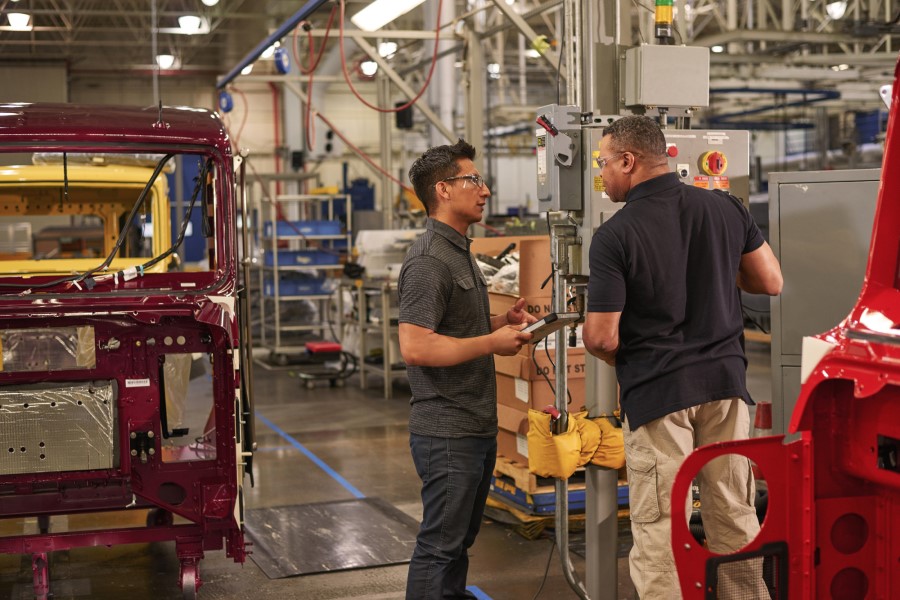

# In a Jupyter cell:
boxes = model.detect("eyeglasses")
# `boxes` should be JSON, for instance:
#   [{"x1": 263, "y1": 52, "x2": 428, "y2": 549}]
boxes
[
  {"x1": 597, "y1": 152, "x2": 624, "y2": 170},
  {"x1": 438, "y1": 174, "x2": 485, "y2": 189}
]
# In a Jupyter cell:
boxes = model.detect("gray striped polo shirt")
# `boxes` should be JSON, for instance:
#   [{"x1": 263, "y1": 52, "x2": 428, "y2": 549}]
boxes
[{"x1": 398, "y1": 218, "x2": 497, "y2": 438}]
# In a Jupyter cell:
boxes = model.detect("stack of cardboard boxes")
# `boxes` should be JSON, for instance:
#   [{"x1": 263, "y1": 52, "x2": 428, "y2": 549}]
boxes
[{"x1": 471, "y1": 235, "x2": 587, "y2": 467}]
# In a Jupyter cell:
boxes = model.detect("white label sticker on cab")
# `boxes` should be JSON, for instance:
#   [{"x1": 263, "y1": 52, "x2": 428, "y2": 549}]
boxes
[{"x1": 125, "y1": 378, "x2": 151, "y2": 388}]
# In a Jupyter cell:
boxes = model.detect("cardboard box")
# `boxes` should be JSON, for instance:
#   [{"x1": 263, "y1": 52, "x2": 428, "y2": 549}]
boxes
[
  {"x1": 496, "y1": 372, "x2": 586, "y2": 413},
  {"x1": 497, "y1": 429, "x2": 529, "y2": 464},
  {"x1": 496, "y1": 402, "x2": 530, "y2": 464},
  {"x1": 495, "y1": 347, "x2": 585, "y2": 381},
  {"x1": 488, "y1": 292, "x2": 518, "y2": 317},
  {"x1": 489, "y1": 293, "x2": 559, "y2": 321},
  {"x1": 497, "y1": 401, "x2": 529, "y2": 434},
  {"x1": 471, "y1": 235, "x2": 551, "y2": 298}
]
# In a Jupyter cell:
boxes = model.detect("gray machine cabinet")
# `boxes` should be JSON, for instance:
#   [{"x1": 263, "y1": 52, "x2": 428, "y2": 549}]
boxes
[{"x1": 769, "y1": 169, "x2": 880, "y2": 434}]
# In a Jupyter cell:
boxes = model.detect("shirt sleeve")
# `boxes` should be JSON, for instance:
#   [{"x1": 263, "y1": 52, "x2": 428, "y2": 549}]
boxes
[
  {"x1": 398, "y1": 254, "x2": 453, "y2": 331},
  {"x1": 719, "y1": 190, "x2": 765, "y2": 254},
  {"x1": 587, "y1": 225, "x2": 627, "y2": 313}
]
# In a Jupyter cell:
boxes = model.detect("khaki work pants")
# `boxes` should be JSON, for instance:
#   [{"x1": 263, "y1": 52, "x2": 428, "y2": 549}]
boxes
[{"x1": 623, "y1": 398, "x2": 768, "y2": 600}]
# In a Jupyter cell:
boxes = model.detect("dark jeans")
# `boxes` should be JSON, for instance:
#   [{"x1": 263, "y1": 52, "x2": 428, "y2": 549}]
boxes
[{"x1": 406, "y1": 433, "x2": 497, "y2": 600}]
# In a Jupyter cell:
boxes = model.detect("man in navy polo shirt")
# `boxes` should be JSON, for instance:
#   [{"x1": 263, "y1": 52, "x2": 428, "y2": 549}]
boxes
[{"x1": 583, "y1": 116, "x2": 783, "y2": 599}]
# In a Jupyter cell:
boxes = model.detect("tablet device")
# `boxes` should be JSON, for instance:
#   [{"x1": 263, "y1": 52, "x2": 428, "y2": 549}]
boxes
[{"x1": 521, "y1": 311, "x2": 581, "y2": 341}]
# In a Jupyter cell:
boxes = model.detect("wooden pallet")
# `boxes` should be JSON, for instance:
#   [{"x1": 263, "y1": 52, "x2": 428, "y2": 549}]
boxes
[
  {"x1": 494, "y1": 455, "x2": 586, "y2": 494},
  {"x1": 744, "y1": 328, "x2": 771, "y2": 344}
]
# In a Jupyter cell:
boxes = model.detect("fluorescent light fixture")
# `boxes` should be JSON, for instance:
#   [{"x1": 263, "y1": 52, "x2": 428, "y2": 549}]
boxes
[
  {"x1": 826, "y1": 0, "x2": 847, "y2": 19},
  {"x1": 241, "y1": 64, "x2": 253, "y2": 75},
  {"x1": 351, "y1": 0, "x2": 426, "y2": 32},
  {"x1": 7, "y1": 12, "x2": 32, "y2": 30},
  {"x1": 711, "y1": 45, "x2": 725, "y2": 53},
  {"x1": 156, "y1": 54, "x2": 176, "y2": 69},
  {"x1": 360, "y1": 61, "x2": 378, "y2": 76},
  {"x1": 261, "y1": 44, "x2": 277, "y2": 59},
  {"x1": 178, "y1": 15, "x2": 202, "y2": 33},
  {"x1": 378, "y1": 42, "x2": 398, "y2": 58},
  {"x1": 201, "y1": 0, "x2": 220, "y2": 5}
]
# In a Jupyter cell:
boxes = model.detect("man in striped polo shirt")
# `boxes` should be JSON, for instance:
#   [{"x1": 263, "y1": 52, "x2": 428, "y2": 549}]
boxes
[{"x1": 399, "y1": 139, "x2": 536, "y2": 600}]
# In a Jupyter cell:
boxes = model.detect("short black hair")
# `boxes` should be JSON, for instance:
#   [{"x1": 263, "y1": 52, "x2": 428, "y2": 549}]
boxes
[
  {"x1": 602, "y1": 116, "x2": 666, "y2": 158},
  {"x1": 408, "y1": 139, "x2": 477, "y2": 215}
]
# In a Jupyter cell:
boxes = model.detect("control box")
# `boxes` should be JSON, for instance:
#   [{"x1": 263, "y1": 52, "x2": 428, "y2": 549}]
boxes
[
  {"x1": 536, "y1": 104, "x2": 583, "y2": 212},
  {"x1": 584, "y1": 127, "x2": 750, "y2": 206},
  {"x1": 624, "y1": 45, "x2": 710, "y2": 110},
  {"x1": 663, "y1": 129, "x2": 750, "y2": 205}
]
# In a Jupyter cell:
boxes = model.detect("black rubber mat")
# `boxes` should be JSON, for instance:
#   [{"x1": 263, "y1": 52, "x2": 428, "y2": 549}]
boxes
[{"x1": 244, "y1": 497, "x2": 419, "y2": 578}]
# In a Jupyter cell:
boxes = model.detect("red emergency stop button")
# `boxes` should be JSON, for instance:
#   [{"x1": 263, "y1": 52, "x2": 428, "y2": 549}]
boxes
[
  {"x1": 666, "y1": 145, "x2": 678, "y2": 158},
  {"x1": 700, "y1": 150, "x2": 728, "y2": 175}
]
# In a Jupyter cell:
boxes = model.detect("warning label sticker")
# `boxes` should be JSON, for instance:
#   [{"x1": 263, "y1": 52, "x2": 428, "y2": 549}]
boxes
[{"x1": 712, "y1": 176, "x2": 730, "y2": 189}]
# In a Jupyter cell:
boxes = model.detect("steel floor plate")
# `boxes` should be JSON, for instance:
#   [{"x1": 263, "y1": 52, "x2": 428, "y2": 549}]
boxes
[{"x1": 244, "y1": 497, "x2": 419, "y2": 578}]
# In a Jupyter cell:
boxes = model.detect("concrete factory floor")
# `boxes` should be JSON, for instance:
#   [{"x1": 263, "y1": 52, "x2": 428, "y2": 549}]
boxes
[{"x1": 0, "y1": 343, "x2": 773, "y2": 600}]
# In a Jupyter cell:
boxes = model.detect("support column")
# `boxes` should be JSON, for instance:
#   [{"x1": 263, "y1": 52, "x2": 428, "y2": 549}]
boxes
[
  {"x1": 426, "y1": 0, "x2": 457, "y2": 148},
  {"x1": 377, "y1": 73, "x2": 394, "y2": 229},
  {"x1": 464, "y1": 25, "x2": 486, "y2": 174}
]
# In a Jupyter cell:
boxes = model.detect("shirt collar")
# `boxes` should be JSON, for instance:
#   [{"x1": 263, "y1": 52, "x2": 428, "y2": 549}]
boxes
[
  {"x1": 426, "y1": 217, "x2": 471, "y2": 251},
  {"x1": 625, "y1": 172, "x2": 681, "y2": 204}
]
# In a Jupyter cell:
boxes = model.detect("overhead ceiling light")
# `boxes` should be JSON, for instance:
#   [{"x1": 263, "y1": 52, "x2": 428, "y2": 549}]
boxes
[
  {"x1": 178, "y1": 15, "x2": 202, "y2": 34},
  {"x1": 261, "y1": 44, "x2": 277, "y2": 59},
  {"x1": 711, "y1": 45, "x2": 725, "y2": 53},
  {"x1": 201, "y1": 0, "x2": 220, "y2": 6},
  {"x1": 241, "y1": 64, "x2": 253, "y2": 75},
  {"x1": 351, "y1": 0, "x2": 426, "y2": 32},
  {"x1": 7, "y1": 12, "x2": 32, "y2": 31},
  {"x1": 360, "y1": 61, "x2": 378, "y2": 76},
  {"x1": 156, "y1": 54, "x2": 176, "y2": 69},
  {"x1": 378, "y1": 42, "x2": 398, "y2": 58},
  {"x1": 525, "y1": 49, "x2": 540, "y2": 59},
  {"x1": 826, "y1": 1, "x2": 848, "y2": 19}
]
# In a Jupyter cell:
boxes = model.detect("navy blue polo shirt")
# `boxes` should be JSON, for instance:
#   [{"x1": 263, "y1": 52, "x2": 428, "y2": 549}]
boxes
[{"x1": 587, "y1": 173, "x2": 764, "y2": 430}]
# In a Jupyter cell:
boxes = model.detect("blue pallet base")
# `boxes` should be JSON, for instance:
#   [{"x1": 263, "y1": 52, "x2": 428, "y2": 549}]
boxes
[{"x1": 489, "y1": 474, "x2": 629, "y2": 516}]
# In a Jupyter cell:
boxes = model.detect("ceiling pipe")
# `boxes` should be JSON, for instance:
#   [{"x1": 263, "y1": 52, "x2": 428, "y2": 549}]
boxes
[{"x1": 216, "y1": 0, "x2": 330, "y2": 89}]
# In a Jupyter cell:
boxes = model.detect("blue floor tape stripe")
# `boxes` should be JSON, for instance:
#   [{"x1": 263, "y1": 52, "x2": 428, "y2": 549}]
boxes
[
  {"x1": 255, "y1": 411, "x2": 366, "y2": 499},
  {"x1": 466, "y1": 586, "x2": 492, "y2": 599}
]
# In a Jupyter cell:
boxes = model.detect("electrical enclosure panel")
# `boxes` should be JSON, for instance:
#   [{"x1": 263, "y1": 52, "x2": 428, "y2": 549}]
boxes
[
  {"x1": 536, "y1": 104, "x2": 583, "y2": 212},
  {"x1": 584, "y1": 127, "x2": 750, "y2": 207},
  {"x1": 624, "y1": 45, "x2": 710, "y2": 109},
  {"x1": 663, "y1": 129, "x2": 750, "y2": 205}
]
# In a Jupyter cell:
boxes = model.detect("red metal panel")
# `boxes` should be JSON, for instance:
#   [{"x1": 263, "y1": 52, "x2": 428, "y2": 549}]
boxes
[
  {"x1": 0, "y1": 103, "x2": 250, "y2": 597},
  {"x1": 675, "y1": 56, "x2": 900, "y2": 600}
]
